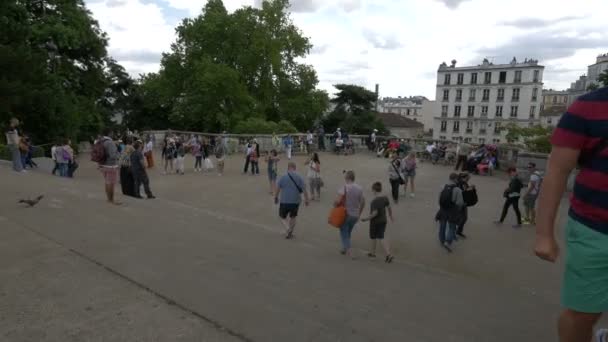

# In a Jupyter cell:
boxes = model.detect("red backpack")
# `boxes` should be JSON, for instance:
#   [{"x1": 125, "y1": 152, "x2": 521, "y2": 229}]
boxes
[{"x1": 91, "y1": 139, "x2": 107, "y2": 164}]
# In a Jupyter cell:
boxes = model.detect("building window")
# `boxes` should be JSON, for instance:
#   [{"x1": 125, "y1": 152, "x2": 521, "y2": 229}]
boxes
[
  {"x1": 533, "y1": 70, "x2": 540, "y2": 82},
  {"x1": 563, "y1": 96, "x2": 568, "y2": 103},
  {"x1": 493, "y1": 138, "x2": 501, "y2": 144},
  {"x1": 512, "y1": 88, "x2": 520, "y2": 101},
  {"x1": 444, "y1": 74, "x2": 451, "y2": 85},
  {"x1": 484, "y1": 72, "x2": 492, "y2": 84},
  {"x1": 443, "y1": 89, "x2": 450, "y2": 101},
  {"x1": 532, "y1": 88, "x2": 538, "y2": 101},
  {"x1": 552, "y1": 96, "x2": 557, "y2": 104},
  {"x1": 479, "y1": 122, "x2": 487, "y2": 134},
  {"x1": 440, "y1": 121, "x2": 447, "y2": 132},
  {"x1": 497, "y1": 88, "x2": 505, "y2": 102},
  {"x1": 407, "y1": 109, "x2": 411, "y2": 115},
  {"x1": 514, "y1": 70, "x2": 522, "y2": 83},
  {"x1": 439, "y1": 136, "x2": 446, "y2": 140},
  {"x1": 414, "y1": 109, "x2": 418, "y2": 115},
  {"x1": 468, "y1": 89, "x2": 476, "y2": 101},
  {"x1": 457, "y1": 73, "x2": 464, "y2": 85},
  {"x1": 494, "y1": 122, "x2": 501, "y2": 134},
  {"x1": 499, "y1": 71, "x2": 507, "y2": 84},
  {"x1": 530, "y1": 106, "x2": 536, "y2": 118},
  {"x1": 470, "y1": 73, "x2": 478, "y2": 84},
  {"x1": 467, "y1": 106, "x2": 475, "y2": 117},
  {"x1": 496, "y1": 105, "x2": 503, "y2": 117},
  {"x1": 464, "y1": 137, "x2": 472, "y2": 143},
  {"x1": 481, "y1": 106, "x2": 488, "y2": 117},
  {"x1": 482, "y1": 89, "x2": 490, "y2": 101},
  {"x1": 466, "y1": 121, "x2": 473, "y2": 133},
  {"x1": 453, "y1": 121, "x2": 460, "y2": 133},
  {"x1": 478, "y1": 138, "x2": 486, "y2": 144},
  {"x1": 510, "y1": 105, "x2": 519, "y2": 118},
  {"x1": 441, "y1": 105, "x2": 448, "y2": 117},
  {"x1": 547, "y1": 118, "x2": 553, "y2": 125},
  {"x1": 455, "y1": 89, "x2": 462, "y2": 102},
  {"x1": 454, "y1": 105, "x2": 461, "y2": 117}
]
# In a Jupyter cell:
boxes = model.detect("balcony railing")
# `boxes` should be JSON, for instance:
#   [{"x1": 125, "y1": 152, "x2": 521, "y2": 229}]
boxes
[
  {"x1": 479, "y1": 129, "x2": 487, "y2": 134},
  {"x1": 466, "y1": 129, "x2": 473, "y2": 134},
  {"x1": 468, "y1": 97, "x2": 475, "y2": 102},
  {"x1": 496, "y1": 97, "x2": 504, "y2": 102}
]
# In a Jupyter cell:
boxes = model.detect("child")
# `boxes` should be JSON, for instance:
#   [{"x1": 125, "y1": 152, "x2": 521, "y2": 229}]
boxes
[
  {"x1": 265, "y1": 150, "x2": 280, "y2": 194},
  {"x1": 361, "y1": 182, "x2": 394, "y2": 263}
]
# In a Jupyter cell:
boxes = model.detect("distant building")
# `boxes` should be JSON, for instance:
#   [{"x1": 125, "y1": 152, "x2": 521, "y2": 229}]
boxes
[
  {"x1": 377, "y1": 96, "x2": 432, "y2": 131},
  {"x1": 377, "y1": 112, "x2": 424, "y2": 139},
  {"x1": 539, "y1": 89, "x2": 569, "y2": 128},
  {"x1": 587, "y1": 53, "x2": 608, "y2": 88},
  {"x1": 432, "y1": 57, "x2": 544, "y2": 144}
]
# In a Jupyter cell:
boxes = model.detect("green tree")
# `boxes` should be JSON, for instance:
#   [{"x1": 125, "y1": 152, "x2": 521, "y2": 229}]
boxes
[
  {"x1": 323, "y1": 84, "x2": 386, "y2": 135},
  {"x1": 587, "y1": 83, "x2": 599, "y2": 91},
  {"x1": 505, "y1": 123, "x2": 552, "y2": 153},
  {"x1": 597, "y1": 69, "x2": 608, "y2": 87},
  {"x1": 129, "y1": 0, "x2": 327, "y2": 133}
]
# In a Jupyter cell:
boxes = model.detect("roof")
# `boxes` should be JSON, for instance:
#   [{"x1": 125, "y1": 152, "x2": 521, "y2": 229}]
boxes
[
  {"x1": 377, "y1": 112, "x2": 424, "y2": 128},
  {"x1": 540, "y1": 105, "x2": 567, "y2": 117}
]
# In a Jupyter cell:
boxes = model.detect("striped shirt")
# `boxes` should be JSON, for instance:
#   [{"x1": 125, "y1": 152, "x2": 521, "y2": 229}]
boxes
[{"x1": 551, "y1": 87, "x2": 608, "y2": 234}]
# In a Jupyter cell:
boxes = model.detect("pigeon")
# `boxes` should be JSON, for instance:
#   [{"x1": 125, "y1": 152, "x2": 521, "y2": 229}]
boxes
[{"x1": 18, "y1": 195, "x2": 44, "y2": 207}]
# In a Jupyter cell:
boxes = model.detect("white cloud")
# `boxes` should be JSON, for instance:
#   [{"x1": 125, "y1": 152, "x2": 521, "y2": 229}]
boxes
[{"x1": 86, "y1": 0, "x2": 608, "y2": 98}]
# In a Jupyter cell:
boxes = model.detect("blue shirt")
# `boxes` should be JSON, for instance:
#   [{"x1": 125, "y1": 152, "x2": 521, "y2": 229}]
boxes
[{"x1": 277, "y1": 171, "x2": 305, "y2": 204}]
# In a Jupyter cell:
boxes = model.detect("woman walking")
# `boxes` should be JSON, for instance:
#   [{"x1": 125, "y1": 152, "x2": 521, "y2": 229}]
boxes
[
  {"x1": 163, "y1": 139, "x2": 175, "y2": 175},
  {"x1": 119, "y1": 137, "x2": 136, "y2": 197},
  {"x1": 306, "y1": 152, "x2": 322, "y2": 200},
  {"x1": 334, "y1": 170, "x2": 365, "y2": 258},
  {"x1": 265, "y1": 150, "x2": 280, "y2": 194},
  {"x1": 250, "y1": 141, "x2": 260, "y2": 175},
  {"x1": 388, "y1": 154, "x2": 403, "y2": 204},
  {"x1": 402, "y1": 152, "x2": 417, "y2": 198}
]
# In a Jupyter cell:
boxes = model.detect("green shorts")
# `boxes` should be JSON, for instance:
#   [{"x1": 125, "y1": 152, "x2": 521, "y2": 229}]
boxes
[{"x1": 562, "y1": 217, "x2": 608, "y2": 313}]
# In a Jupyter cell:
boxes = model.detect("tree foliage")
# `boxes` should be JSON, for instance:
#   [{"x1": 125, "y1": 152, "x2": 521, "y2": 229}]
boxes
[
  {"x1": 0, "y1": 0, "x2": 134, "y2": 144},
  {"x1": 323, "y1": 84, "x2": 386, "y2": 135},
  {"x1": 598, "y1": 69, "x2": 608, "y2": 88},
  {"x1": 505, "y1": 123, "x2": 552, "y2": 153},
  {"x1": 125, "y1": 0, "x2": 328, "y2": 133}
]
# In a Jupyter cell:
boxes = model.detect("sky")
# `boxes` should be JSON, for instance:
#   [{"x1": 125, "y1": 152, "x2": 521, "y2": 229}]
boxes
[{"x1": 85, "y1": 0, "x2": 608, "y2": 99}]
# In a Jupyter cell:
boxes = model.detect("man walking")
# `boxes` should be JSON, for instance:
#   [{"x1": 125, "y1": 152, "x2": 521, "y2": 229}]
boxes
[
  {"x1": 131, "y1": 140, "x2": 155, "y2": 199},
  {"x1": 283, "y1": 134, "x2": 293, "y2": 160},
  {"x1": 495, "y1": 167, "x2": 524, "y2": 228},
  {"x1": 275, "y1": 162, "x2": 309, "y2": 239},
  {"x1": 455, "y1": 141, "x2": 470, "y2": 171},
  {"x1": 96, "y1": 128, "x2": 120, "y2": 205},
  {"x1": 435, "y1": 173, "x2": 464, "y2": 253},
  {"x1": 523, "y1": 162, "x2": 541, "y2": 225},
  {"x1": 535, "y1": 87, "x2": 608, "y2": 342}
]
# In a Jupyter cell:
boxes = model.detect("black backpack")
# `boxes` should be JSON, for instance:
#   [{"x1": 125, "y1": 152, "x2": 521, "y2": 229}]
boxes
[
  {"x1": 439, "y1": 184, "x2": 456, "y2": 209},
  {"x1": 463, "y1": 188, "x2": 478, "y2": 207}
]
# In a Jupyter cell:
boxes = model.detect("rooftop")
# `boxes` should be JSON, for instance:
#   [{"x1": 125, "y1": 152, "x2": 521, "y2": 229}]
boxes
[
  {"x1": 377, "y1": 112, "x2": 424, "y2": 128},
  {"x1": 438, "y1": 57, "x2": 543, "y2": 72},
  {"x1": 540, "y1": 105, "x2": 567, "y2": 117}
]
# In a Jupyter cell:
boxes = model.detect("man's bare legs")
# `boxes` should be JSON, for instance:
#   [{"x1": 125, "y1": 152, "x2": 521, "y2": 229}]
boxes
[
  {"x1": 105, "y1": 183, "x2": 121, "y2": 205},
  {"x1": 281, "y1": 217, "x2": 297, "y2": 238},
  {"x1": 558, "y1": 309, "x2": 601, "y2": 342}
]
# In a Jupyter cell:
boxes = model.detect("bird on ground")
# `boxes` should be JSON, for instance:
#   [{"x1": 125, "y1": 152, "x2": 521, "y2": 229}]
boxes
[{"x1": 18, "y1": 195, "x2": 44, "y2": 207}]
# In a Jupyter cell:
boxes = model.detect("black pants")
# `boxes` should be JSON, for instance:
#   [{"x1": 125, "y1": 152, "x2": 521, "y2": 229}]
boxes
[
  {"x1": 52, "y1": 161, "x2": 59, "y2": 175},
  {"x1": 455, "y1": 155, "x2": 467, "y2": 171},
  {"x1": 500, "y1": 197, "x2": 522, "y2": 224},
  {"x1": 250, "y1": 161, "x2": 259, "y2": 174},
  {"x1": 120, "y1": 166, "x2": 135, "y2": 197},
  {"x1": 243, "y1": 155, "x2": 250, "y2": 173},
  {"x1": 195, "y1": 156, "x2": 202, "y2": 169},
  {"x1": 457, "y1": 207, "x2": 468, "y2": 235},
  {"x1": 318, "y1": 136, "x2": 325, "y2": 151},
  {"x1": 133, "y1": 172, "x2": 153, "y2": 198},
  {"x1": 389, "y1": 178, "x2": 401, "y2": 202}
]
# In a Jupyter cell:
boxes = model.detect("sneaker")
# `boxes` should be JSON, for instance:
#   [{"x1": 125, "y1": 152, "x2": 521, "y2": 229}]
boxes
[
  {"x1": 147, "y1": 195, "x2": 156, "y2": 199},
  {"x1": 596, "y1": 329, "x2": 608, "y2": 342},
  {"x1": 442, "y1": 242, "x2": 453, "y2": 253},
  {"x1": 457, "y1": 232, "x2": 467, "y2": 239},
  {"x1": 385, "y1": 255, "x2": 394, "y2": 263}
]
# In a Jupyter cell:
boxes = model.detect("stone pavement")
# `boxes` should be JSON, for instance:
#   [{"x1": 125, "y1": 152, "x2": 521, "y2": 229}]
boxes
[{"x1": 0, "y1": 151, "x2": 599, "y2": 341}]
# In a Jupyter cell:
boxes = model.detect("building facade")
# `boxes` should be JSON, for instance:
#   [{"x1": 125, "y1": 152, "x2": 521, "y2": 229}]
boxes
[
  {"x1": 539, "y1": 89, "x2": 569, "y2": 128},
  {"x1": 432, "y1": 58, "x2": 544, "y2": 144}
]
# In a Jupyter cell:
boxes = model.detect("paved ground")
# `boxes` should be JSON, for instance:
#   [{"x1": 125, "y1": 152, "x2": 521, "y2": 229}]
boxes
[{"x1": 0, "y1": 151, "x2": 601, "y2": 341}]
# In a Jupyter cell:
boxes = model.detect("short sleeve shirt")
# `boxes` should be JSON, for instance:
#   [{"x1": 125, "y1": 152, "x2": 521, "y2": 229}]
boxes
[
  {"x1": 338, "y1": 183, "x2": 364, "y2": 217},
  {"x1": 277, "y1": 172, "x2": 305, "y2": 204},
  {"x1": 370, "y1": 196, "x2": 390, "y2": 226},
  {"x1": 529, "y1": 173, "x2": 541, "y2": 195}
]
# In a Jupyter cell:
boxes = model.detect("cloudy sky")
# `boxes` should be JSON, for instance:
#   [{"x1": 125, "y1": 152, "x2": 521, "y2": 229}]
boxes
[{"x1": 85, "y1": 0, "x2": 608, "y2": 99}]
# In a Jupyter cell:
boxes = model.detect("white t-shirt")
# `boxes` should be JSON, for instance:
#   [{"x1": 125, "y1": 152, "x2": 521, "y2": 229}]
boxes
[
  {"x1": 51, "y1": 146, "x2": 57, "y2": 161},
  {"x1": 307, "y1": 161, "x2": 320, "y2": 178},
  {"x1": 307, "y1": 133, "x2": 313, "y2": 144},
  {"x1": 371, "y1": 133, "x2": 376, "y2": 143},
  {"x1": 529, "y1": 172, "x2": 542, "y2": 195},
  {"x1": 144, "y1": 141, "x2": 153, "y2": 153}
]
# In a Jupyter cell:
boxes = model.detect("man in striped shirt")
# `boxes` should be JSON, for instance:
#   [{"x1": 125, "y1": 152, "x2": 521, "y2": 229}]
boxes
[{"x1": 535, "y1": 86, "x2": 608, "y2": 342}]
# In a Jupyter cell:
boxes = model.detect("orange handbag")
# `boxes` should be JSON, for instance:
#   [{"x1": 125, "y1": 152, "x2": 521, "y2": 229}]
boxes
[{"x1": 328, "y1": 188, "x2": 347, "y2": 228}]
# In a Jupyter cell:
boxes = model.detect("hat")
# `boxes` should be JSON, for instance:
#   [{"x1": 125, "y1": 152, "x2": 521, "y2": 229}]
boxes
[
  {"x1": 373, "y1": 129, "x2": 378, "y2": 132},
  {"x1": 337, "y1": 128, "x2": 341, "y2": 131}
]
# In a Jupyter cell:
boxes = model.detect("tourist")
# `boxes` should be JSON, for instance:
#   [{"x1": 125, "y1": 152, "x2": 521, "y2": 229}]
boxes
[
  {"x1": 523, "y1": 162, "x2": 542, "y2": 225},
  {"x1": 53, "y1": 140, "x2": 69, "y2": 177},
  {"x1": 495, "y1": 167, "x2": 523, "y2": 227},
  {"x1": 335, "y1": 135, "x2": 344, "y2": 154},
  {"x1": 271, "y1": 132, "x2": 280, "y2": 150},
  {"x1": 306, "y1": 130, "x2": 314, "y2": 155},
  {"x1": 283, "y1": 134, "x2": 293, "y2": 160},
  {"x1": 192, "y1": 138, "x2": 203, "y2": 172},
  {"x1": 275, "y1": 161, "x2": 309, "y2": 239},
  {"x1": 119, "y1": 137, "x2": 135, "y2": 197},
  {"x1": 318, "y1": 126, "x2": 326, "y2": 151},
  {"x1": 435, "y1": 173, "x2": 464, "y2": 252},
  {"x1": 361, "y1": 182, "x2": 394, "y2": 263},
  {"x1": 202, "y1": 137, "x2": 214, "y2": 172},
  {"x1": 455, "y1": 141, "x2": 470, "y2": 171},
  {"x1": 388, "y1": 154, "x2": 403, "y2": 204},
  {"x1": 306, "y1": 152, "x2": 322, "y2": 200},
  {"x1": 20, "y1": 135, "x2": 37, "y2": 169},
  {"x1": 175, "y1": 140, "x2": 186, "y2": 175},
  {"x1": 64, "y1": 139, "x2": 77, "y2": 178},
  {"x1": 369, "y1": 129, "x2": 377, "y2": 151},
  {"x1": 456, "y1": 172, "x2": 476, "y2": 239},
  {"x1": 163, "y1": 139, "x2": 175, "y2": 175},
  {"x1": 97, "y1": 128, "x2": 120, "y2": 205},
  {"x1": 265, "y1": 150, "x2": 280, "y2": 194},
  {"x1": 335, "y1": 170, "x2": 365, "y2": 258},
  {"x1": 250, "y1": 141, "x2": 260, "y2": 175},
  {"x1": 143, "y1": 137, "x2": 154, "y2": 168},
  {"x1": 402, "y1": 152, "x2": 417, "y2": 198},
  {"x1": 5, "y1": 118, "x2": 24, "y2": 172},
  {"x1": 215, "y1": 144, "x2": 225, "y2": 176},
  {"x1": 243, "y1": 140, "x2": 253, "y2": 173},
  {"x1": 131, "y1": 140, "x2": 155, "y2": 199},
  {"x1": 534, "y1": 87, "x2": 608, "y2": 342},
  {"x1": 221, "y1": 131, "x2": 229, "y2": 155}
]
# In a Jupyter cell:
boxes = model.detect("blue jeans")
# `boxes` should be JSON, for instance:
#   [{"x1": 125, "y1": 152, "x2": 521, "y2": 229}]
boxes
[
  {"x1": 340, "y1": 215, "x2": 359, "y2": 251},
  {"x1": 438, "y1": 220, "x2": 456, "y2": 245},
  {"x1": 9, "y1": 145, "x2": 23, "y2": 172},
  {"x1": 58, "y1": 163, "x2": 68, "y2": 177}
]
